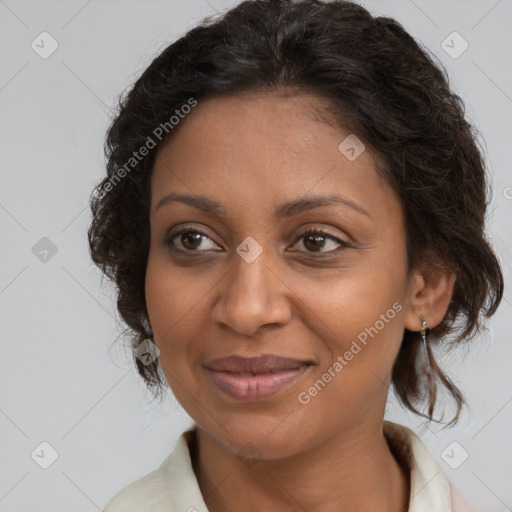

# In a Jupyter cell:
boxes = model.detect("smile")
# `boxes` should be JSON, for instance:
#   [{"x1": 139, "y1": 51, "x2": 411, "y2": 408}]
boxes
[{"x1": 206, "y1": 365, "x2": 312, "y2": 401}]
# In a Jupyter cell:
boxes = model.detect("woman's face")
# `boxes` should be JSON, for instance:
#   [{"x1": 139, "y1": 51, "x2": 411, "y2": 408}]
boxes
[{"x1": 145, "y1": 93, "x2": 420, "y2": 458}]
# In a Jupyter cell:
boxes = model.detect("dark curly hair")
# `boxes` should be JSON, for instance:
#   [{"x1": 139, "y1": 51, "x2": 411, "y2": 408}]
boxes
[{"x1": 88, "y1": 0, "x2": 503, "y2": 427}]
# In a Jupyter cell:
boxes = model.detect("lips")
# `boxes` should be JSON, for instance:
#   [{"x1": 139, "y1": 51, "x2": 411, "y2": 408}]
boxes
[
  {"x1": 204, "y1": 354, "x2": 314, "y2": 401},
  {"x1": 205, "y1": 354, "x2": 313, "y2": 373}
]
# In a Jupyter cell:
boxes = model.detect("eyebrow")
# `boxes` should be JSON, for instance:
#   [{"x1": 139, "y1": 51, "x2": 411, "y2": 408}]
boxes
[{"x1": 155, "y1": 192, "x2": 371, "y2": 221}]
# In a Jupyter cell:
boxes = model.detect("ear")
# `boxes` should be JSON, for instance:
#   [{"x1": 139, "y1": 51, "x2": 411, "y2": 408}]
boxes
[{"x1": 404, "y1": 262, "x2": 456, "y2": 333}]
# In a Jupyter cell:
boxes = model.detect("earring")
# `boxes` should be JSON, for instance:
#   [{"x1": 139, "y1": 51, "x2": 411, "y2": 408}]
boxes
[
  {"x1": 420, "y1": 315, "x2": 428, "y2": 347},
  {"x1": 419, "y1": 314, "x2": 436, "y2": 418}
]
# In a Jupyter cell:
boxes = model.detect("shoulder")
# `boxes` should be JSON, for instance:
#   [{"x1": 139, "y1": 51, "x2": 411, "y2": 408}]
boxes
[
  {"x1": 103, "y1": 465, "x2": 173, "y2": 512},
  {"x1": 383, "y1": 421, "x2": 476, "y2": 512},
  {"x1": 103, "y1": 429, "x2": 208, "y2": 512},
  {"x1": 450, "y1": 484, "x2": 478, "y2": 512}
]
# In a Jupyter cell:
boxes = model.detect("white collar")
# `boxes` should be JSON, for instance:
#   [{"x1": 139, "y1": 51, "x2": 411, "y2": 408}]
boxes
[
  {"x1": 382, "y1": 421, "x2": 453, "y2": 511},
  {"x1": 104, "y1": 420, "x2": 464, "y2": 511}
]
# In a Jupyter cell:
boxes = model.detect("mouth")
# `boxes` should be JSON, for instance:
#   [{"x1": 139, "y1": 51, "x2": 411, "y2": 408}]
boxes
[{"x1": 204, "y1": 354, "x2": 314, "y2": 401}]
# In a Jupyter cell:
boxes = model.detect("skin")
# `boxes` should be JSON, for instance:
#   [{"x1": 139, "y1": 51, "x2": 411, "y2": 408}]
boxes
[{"x1": 145, "y1": 92, "x2": 455, "y2": 512}]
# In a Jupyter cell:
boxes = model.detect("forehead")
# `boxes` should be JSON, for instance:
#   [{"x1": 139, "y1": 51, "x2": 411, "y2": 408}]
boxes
[{"x1": 150, "y1": 93, "x2": 393, "y2": 218}]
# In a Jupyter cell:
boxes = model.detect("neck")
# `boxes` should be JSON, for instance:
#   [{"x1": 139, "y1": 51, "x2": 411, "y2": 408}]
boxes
[{"x1": 191, "y1": 420, "x2": 410, "y2": 512}]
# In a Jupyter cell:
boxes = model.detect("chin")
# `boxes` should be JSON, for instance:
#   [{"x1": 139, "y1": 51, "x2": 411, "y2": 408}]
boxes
[{"x1": 200, "y1": 413, "x2": 312, "y2": 461}]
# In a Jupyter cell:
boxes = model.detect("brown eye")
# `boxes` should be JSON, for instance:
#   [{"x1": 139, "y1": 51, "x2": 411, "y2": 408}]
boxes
[
  {"x1": 291, "y1": 228, "x2": 349, "y2": 254},
  {"x1": 163, "y1": 226, "x2": 349, "y2": 256},
  {"x1": 165, "y1": 228, "x2": 220, "y2": 253}
]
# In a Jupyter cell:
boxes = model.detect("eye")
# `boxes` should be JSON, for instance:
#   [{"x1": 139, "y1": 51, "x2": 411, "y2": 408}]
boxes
[
  {"x1": 164, "y1": 227, "x2": 220, "y2": 253},
  {"x1": 164, "y1": 226, "x2": 350, "y2": 255},
  {"x1": 290, "y1": 228, "x2": 350, "y2": 255}
]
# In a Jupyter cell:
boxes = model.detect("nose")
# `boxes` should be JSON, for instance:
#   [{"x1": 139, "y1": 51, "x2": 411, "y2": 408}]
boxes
[{"x1": 210, "y1": 249, "x2": 292, "y2": 336}]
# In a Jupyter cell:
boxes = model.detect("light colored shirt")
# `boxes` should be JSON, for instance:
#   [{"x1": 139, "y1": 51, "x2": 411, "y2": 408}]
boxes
[{"x1": 103, "y1": 420, "x2": 474, "y2": 512}]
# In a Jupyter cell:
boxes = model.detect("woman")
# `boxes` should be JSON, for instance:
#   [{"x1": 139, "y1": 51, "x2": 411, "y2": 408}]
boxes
[{"x1": 88, "y1": 1, "x2": 503, "y2": 510}]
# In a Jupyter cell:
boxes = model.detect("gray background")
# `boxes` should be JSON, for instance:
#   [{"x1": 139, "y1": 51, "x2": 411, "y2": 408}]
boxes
[{"x1": 0, "y1": 0, "x2": 511, "y2": 510}]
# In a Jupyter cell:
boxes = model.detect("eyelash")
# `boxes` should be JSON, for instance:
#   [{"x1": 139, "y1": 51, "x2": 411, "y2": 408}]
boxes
[{"x1": 164, "y1": 227, "x2": 350, "y2": 256}]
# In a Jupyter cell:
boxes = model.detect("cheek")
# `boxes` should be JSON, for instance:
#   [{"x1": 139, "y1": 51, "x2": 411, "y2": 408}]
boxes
[
  {"x1": 144, "y1": 256, "x2": 199, "y2": 368},
  {"x1": 301, "y1": 260, "x2": 405, "y2": 341},
  {"x1": 144, "y1": 261, "x2": 203, "y2": 411},
  {"x1": 144, "y1": 253, "x2": 224, "y2": 398},
  {"x1": 296, "y1": 255, "x2": 407, "y2": 396},
  {"x1": 298, "y1": 294, "x2": 405, "y2": 426},
  {"x1": 145, "y1": 251, "x2": 208, "y2": 334}
]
